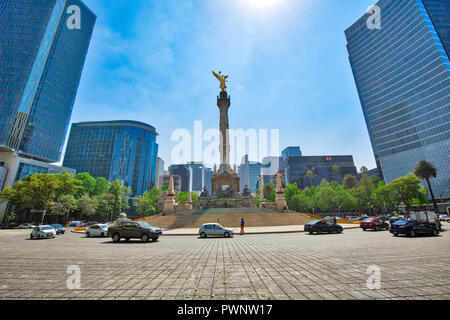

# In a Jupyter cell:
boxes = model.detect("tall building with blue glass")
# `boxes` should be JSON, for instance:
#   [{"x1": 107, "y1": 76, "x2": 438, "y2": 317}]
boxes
[
  {"x1": 0, "y1": 0, "x2": 96, "y2": 163},
  {"x1": 345, "y1": 0, "x2": 450, "y2": 198},
  {"x1": 0, "y1": 0, "x2": 95, "y2": 222},
  {"x1": 63, "y1": 121, "x2": 159, "y2": 196}
]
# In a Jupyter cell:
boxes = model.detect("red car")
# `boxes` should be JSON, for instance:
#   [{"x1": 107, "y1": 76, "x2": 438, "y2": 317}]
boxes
[{"x1": 360, "y1": 218, "x2": 390, "y2": 231}]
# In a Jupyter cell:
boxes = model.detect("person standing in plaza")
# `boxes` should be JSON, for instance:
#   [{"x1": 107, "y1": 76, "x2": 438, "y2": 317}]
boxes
[{"x1": 240, "y1": 218, "x2": 245, "y2": 236}]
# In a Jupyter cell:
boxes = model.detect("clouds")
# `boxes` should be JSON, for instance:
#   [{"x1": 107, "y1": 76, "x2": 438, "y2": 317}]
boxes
[{"x1": 69, "y1": 0, "x2": 377, "y2": 170}]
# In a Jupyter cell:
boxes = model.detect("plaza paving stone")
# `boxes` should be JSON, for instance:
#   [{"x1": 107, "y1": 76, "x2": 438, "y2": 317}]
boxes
[{"x1": 0, "y1": 226, "x2": 449, "y2": 300}]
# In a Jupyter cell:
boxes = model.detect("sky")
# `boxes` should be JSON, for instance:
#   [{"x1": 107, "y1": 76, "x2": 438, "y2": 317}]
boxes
[{"x1": 67, "y1": 0, "x2": 378, "y2": 171}]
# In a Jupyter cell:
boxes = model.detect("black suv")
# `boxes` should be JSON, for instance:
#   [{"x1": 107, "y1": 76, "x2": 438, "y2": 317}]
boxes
[{"x1": 108, "y1": 221, "x2": 162, "y2": 242}]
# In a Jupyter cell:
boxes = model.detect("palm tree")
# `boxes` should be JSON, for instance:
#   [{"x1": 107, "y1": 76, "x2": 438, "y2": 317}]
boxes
[
  {"x1": 414, "y1": 160, "x2": 438, "y2": 213},
  {"x1": 360, "y1": 166, "x2": 368, "y2": 178},
  {"x1": 332, "y1": 165, "x2": 341, "y2": 182},
  {"x1": 305, "y1": 170, "x2": 315, "y2": 187}
]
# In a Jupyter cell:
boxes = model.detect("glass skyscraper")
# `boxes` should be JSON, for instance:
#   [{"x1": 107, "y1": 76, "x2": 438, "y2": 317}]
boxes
[
  {"x1": 0, "y1": 0, "x2": 96, "y2": 163},
  {"x1": 63, "y1": 121, "x2": 159, "y2": 197},
  {"x1": 346, "y1": 0, "x2": 450, "y2": 198},
  {"x1": 238, "y1": 155, "x2": 262, "y2": 193}
]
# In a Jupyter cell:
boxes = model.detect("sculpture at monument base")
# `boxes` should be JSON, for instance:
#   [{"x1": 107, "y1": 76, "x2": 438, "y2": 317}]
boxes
[
  {"x1": 259, "y1": 174, "x2": 289, "y2": 213},
  {"x1": 162, "y1": 176, "x2": 194, "y2": 215}
]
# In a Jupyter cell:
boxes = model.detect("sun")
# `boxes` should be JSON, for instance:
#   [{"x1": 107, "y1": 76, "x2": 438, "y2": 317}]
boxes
[{"x1": 244, "y1": 0, "x2": 279, "y2": 8}]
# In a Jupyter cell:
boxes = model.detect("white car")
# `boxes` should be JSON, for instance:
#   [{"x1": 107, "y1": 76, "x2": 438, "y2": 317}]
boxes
[
  {"x1": 85, "y1": 224, "x2": 109, "y2": 238},
  {"x1": 199, "y1": 223, "x2": 234, "y2": 238},
  {"x1": 19, "y1": 223, "x2": 35, "y2": 229},
  {"x1": 438, "y1": 215, "x2": 449, "y2": 222},
  {"x1": 30, "y1": 225, "x2": 56, "y2": 239}
]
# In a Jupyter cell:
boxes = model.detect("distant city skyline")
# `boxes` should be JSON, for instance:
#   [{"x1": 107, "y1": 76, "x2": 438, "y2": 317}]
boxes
[{"x1": 64, "y1": 0, "x2": 380, "y2": 171}]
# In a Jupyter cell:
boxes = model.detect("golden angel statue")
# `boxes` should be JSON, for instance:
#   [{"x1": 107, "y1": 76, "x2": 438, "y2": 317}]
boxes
[{"x1": 212, "y1": 71, "x2": 228, "y2": 91}]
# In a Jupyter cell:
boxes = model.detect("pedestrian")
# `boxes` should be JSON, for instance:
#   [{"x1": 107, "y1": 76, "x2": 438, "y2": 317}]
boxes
[
  {"x1": 240, "y1": 218, "x2": 245, "y2": 236},
  {"x1": 332, "y1": 216, "x2": 337, "y2": 225}
]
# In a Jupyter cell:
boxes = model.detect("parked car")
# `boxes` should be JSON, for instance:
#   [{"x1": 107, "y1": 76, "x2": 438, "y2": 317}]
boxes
[
  {"x1": 358, "y1": 216, "x2": 369, "y2": 221},
  {"x1": 86, "y1": 221, "x2": 99, "y2": 226},
  {"x1": 86, "y1": 224, "x2": 109, "y2": 238},
  {"x1": 108, "y1": 221, "x2": 162, "y2": 242},
  {"x1": 19, "y1": 223, "x2": 35, "y2": 229},
  {"x1": 378, "y1": 216, "x2": 391, "y2": 223},
  {"x1": 304, "y1": 220, "x2": 343, "y2": 235},
  {"x1": 51, "y1": 224, "x2": 65, "y2": 234},
  {"x1": 69, "y1": 221, "x2": 83, "y2": 227},
  {"x1": 30, "y1": 225, "x2": 56, "y2": 239},
  {"x1": 199, "y1": 223, "x2": 234, "y2": 238},
  {"x1": 389, "y1": 216, "x2": 401, "y2": 225},
  {"x1": 390, "y1": 220, "x2": 439, "y2": 237},
  {"x1": 438, "y1": 214, "x2": 449, "y2": 222},
  {"x1": 360, "y1": 218, "x2": 390, "y2": 231}
]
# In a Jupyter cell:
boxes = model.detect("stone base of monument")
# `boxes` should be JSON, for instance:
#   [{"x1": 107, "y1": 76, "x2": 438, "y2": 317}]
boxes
[
  {"x1": 260, "y1": 193, "x2": 289, "y2": 213},
  {"x1": 210, "y1": 168, "x2": 240, "y2": 196},
  {"x1": 163, "y1": 196, "x2": 194, "y2": 215},
  {"x1": 163, "y1": 196, "x2": 176, "y2": 214},
  {"x1": 199, "y1": 196, "x2": 257, "y2": 209}
]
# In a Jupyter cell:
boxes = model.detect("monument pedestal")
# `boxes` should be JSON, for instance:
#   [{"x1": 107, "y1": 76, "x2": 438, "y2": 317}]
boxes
[
  {"x1": 163, "y1": 195, "x2": 176, "y2": 214},
  {"x1": 211, "y1": 165, "x2": 240, "y2": 197},
  {"x1": 275, "y1": 191, "x2": 288, "y2": 212}
]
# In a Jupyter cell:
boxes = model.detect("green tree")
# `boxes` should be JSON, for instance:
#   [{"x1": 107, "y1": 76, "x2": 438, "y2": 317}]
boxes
[
  {"x1": 24, "y1": 174, "x2": 61, "y2": 224},
  {"x1": 262, "y1": 183, "x2": 276, "y2": 202},
  {"x1": 56, "y1": 170, "x2": 81, "y2": 199},
  {"x1": 51, "y1": 194, "x2": 77, "y2": 223},
  {"x1": 371, "y1": 183, "x2": 399, "y2": 213},
  {"x1": 108, "y1": 180, "x2": 129, "y2": 219},
  {"x1": 343, "y1": 174, "x2": 358, "y2": 189},
  {"x1": 334, "y1": 185, "x2": 355, "y2": 213},
  {"x1": 389, "y1": 173, "x2": 421, "y2": 212},
  {"x1": 175, "y1": 192, "x2": 199, "y2": 207},
  {"x1": 351, "y1": 175, "x2": 376, "y2": 214},
  {"x1": 313, "y1": 180, "x2": 337, "y2": 213},
  {"x1": 95, "y1": 193, "x2": 115, "y2": 220},
  {"x1": 136, "y1": 188, "x2": 164, "y2": 216},
  {"x1": 93, "y1": 177, "x2": 110, "y2": 196},
  {"x1": 290, "y1": 193, "x2": 311, "y2": 213},
  {"x1": 414, "y1": 160, "x2": 438, "y2": 212},
  {"x1": 284, "y1": 183, "x2": 299, "y2": 204},
  {"x1": 77, "y1": 194, "x2": 96, "y2": 218},
  {"x1": 412, "y1": 186, "x2": 430, "y2": 207},
  {"x1": 75, "y1": 173, "x2": 96, "y2": 197}
]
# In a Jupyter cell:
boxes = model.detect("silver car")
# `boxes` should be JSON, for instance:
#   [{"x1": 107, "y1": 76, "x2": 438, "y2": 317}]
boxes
[
  {"x1": 199, "y1": 223, "x2": 234, "y2": 238},
  {"x1": 86, "y1": 224, "x2": 109, "y2": 237},
  {"x1": 30, "y1": 225, "x2": 56, "y2": 239}
]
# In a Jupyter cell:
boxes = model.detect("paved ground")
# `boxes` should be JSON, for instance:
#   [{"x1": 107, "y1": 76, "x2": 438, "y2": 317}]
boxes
[{"x1": 0, "y1": 226, "x2": 449, "y2": 300}]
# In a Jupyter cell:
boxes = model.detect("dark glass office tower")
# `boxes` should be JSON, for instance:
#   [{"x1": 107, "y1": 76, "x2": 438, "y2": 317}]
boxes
[
  {"x1": 0, "y1": 0, "x2": 96, "y2": 163},
  {"x1": 422, "y1": 0, "x2": 450, "y2": 56},
  {"x1": 63, "y1": 121, "x2": 159, "y2": 197},
  {"x1": 345, "y1": 0, "x2": 450, "y2": 198}
]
